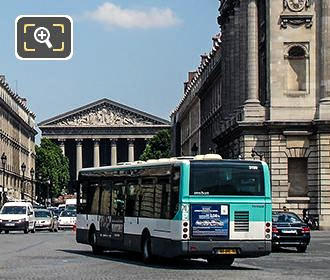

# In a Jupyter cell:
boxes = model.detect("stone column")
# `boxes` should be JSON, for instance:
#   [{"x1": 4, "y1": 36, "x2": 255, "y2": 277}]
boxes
[
  {"x1": 58, "y1": 139, "x2": 65, "y2": 155},
  {"x1": 111, "y1": 139, "x2": 118, "y2": 166},
  {"x1": 245, "y1": 0, "x2": 260, "y2": 105},
  {"x1": 319, "y1": 1, "x2": 330, "y2": 119},
  {"x1": 243, "y1": 0, "x2": 265, "y2": 121},
  {"x1": 128, "y1": 138, "x2": 135, "y2": 162},
  {"x1": 75, "y1": 139, "x2": 83, "y2": 180},
  {"x1": 93, "y1": 139, "x2": 100, "y2": 167},
  {"x1": 233, "y1": 6, "x2": 240, "y2": 112}
]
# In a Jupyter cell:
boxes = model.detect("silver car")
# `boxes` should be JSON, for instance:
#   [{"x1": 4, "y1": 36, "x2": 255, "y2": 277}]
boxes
[{"x1": 34, "y1": 209, "x2": 58, "y2": 232}]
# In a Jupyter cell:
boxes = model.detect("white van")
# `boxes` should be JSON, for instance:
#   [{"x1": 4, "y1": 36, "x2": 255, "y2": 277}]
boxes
[{"x1": 0, "y1": 201, "x2": 36, "y2": 234}]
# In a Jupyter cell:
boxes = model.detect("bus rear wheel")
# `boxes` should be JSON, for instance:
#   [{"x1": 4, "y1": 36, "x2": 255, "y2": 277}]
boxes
[
  {"x1": 207, "y1": 256, "x2": 235, "y2": 267},
  {"x1": 90, "y1": 229, "x2": 103, "y2": 255},
  {"x1": 142, "y1": 236, "x2": 153, "y2": 264}
]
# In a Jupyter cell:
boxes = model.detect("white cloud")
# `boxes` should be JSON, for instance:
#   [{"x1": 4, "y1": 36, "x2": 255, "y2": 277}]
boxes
[{"x1": 84, "y1": 2, "x2": 181, "y2": 30}]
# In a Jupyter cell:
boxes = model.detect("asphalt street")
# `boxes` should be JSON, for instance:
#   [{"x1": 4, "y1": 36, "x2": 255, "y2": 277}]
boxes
[{"x1": 0, "y1": 230, "x2": 330, "y2": 280}]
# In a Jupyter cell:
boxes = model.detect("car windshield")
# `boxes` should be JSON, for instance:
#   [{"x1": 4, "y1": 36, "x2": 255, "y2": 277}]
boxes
[
  {"x1": 35, "y1": 210, "x2": 51, "y2": 218},
  {"x1": 273, "y1": 212, "x2": 303, "y2": 223},
  {"x1": 60, "y1": 210, "x2": 76, "y2": 217},
  {"x1": 0, "y1": 206, "x2": 27, "y2": 215}
]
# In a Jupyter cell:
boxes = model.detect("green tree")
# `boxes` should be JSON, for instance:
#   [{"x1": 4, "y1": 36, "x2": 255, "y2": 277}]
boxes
[
  {"x1": 35, "y1": 138, "x2": 70, "y2": 198},
  {"x1": 140, "y1": 129, "x2": 171, "y2": 161}
]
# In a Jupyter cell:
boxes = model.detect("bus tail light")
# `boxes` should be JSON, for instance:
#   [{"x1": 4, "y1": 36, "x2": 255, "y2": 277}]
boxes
[
  {"x1": 182, "y1": 221, "x2": 190, "y2": 240},
  {"x1": 265, "y1": 222, "x2": 272, "y2": 239}
]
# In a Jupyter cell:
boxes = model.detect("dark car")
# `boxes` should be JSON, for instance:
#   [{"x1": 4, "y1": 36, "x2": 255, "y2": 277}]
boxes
[{"x1": 272, "y1": 211, "x2": 311, "y2": 252}]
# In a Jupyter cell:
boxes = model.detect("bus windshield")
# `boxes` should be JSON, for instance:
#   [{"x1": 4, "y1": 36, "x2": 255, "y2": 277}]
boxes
[{"x1": 190, "y1": 161, "x2": 264, "y2": 196}]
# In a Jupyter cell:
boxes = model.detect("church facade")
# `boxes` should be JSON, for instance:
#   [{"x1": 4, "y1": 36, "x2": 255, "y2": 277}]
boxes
[
  {"x1": 171, "y1": 1, "x2": 330, "y2": 228},
  {"x1": 39, "y1": 98, "x2": 170, "y2": 191}
]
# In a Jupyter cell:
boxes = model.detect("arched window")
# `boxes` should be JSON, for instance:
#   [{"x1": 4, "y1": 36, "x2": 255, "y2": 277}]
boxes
[{"x1": 287, "y1": 46, "x2": 307, "y2": 92}]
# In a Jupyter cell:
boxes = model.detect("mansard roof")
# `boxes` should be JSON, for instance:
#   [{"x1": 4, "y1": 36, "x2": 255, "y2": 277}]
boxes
[{"x1": 38, "y1": 98, "x2": 170, "y2": 128}]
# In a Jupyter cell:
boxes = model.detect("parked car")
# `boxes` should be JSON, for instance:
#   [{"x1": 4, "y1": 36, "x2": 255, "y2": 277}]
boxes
[
  {"x1": 35, "y1": 209, "x2": 58, "y2": 232},
  {"x1": 0, "y1": 201, "x2": 36, "y2": 234},
  {"x1": 272, "y1": 211, "x2": 311, "y2": 252},
  {"x1": 58, "y1": 210, "x2": 76, "y2": 230}
]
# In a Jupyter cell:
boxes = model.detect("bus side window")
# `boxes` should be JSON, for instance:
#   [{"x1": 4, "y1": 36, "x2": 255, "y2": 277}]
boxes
[
  {"x1": 125, "y1": 179, "x2": 139, "y2": 217},
  {"x1": 111, "y1": 181, "x2": 126, "y2": 217},
  {"x1": 100, "y1": 181, "x2": 111, "y2": 216}
]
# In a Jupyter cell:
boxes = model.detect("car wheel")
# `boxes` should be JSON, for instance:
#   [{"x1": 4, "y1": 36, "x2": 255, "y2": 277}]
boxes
[
  {"x1": 54, "y1": 227, "x2": 58, "y2": 232},
  {"x1": 207, "y1": 256, "x2": 235, "y2": 267},
  {"x1": 0, "y1": 230, "x2": 2, "y2": 234},
  {"x1": 5, "y1": 230, "x2": 9, "y2": 234},
  {"x1": 142, "y1": 236, "x2": 153, "y2": 264},
  {"x1": 297, "y1": 245, "x2": 307, "y2": 253},
  {"x1": 24, "y1": 228, "x2": 29, "y2": 234},
  {"x1": 90, "y1": 230, "x2": 102, "y2": 255}
]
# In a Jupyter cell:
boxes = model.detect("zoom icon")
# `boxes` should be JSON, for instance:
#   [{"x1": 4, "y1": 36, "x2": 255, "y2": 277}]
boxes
[{"x1": 15, "y1": 15, "x2": 73, "y2": 60}]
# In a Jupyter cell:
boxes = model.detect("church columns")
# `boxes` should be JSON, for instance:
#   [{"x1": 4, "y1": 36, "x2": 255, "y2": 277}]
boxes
[
  {"x1": 75, "y1": 139, "x2": 83, "y2": 180},
  {"x1": 128, "y1": 138, "x2": 135, "y2": 162},
  {"x1": 110, "y1": 138, "x2": 118, "y2": 166},
  {"x1": 58, "y1": 139, "x2": 65, "y2": 155},
  {"x1": 93, "y1": 139, "x2": 100, "y2": 167}
]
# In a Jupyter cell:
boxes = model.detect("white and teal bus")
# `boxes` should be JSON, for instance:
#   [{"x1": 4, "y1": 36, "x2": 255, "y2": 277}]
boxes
[{"x1": 76, "y1": 154, "x2": 272, "y2": 266}]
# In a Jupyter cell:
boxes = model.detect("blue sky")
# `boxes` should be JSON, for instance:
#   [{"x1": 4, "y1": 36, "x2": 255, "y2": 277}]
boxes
[{"x1": 1, "y1": 0, "x2": 219, "y2": 125}]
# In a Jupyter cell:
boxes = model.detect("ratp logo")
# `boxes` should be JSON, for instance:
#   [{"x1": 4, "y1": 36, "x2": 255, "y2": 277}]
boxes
[{"x1": 15, "y1": 15, "x2": 73, "y2": 60}]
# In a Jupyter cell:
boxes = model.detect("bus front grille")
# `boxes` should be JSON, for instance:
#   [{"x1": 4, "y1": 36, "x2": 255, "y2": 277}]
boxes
[{"x1": 234, "y1": 211, "x2": 249, "y2": 232}]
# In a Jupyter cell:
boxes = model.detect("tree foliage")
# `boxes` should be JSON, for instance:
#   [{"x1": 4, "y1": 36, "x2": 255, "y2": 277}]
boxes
[
  {"x1": 35, "y1": 138, "x2": 70, "y2": 198},
  {"x1": 140, "y1": 129, "x2": 171, "y2": 161}
]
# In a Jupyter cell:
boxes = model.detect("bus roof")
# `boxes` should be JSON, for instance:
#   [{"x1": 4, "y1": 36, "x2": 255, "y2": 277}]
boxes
[{"x1": 78, "y1": 154, "x2": 264, "y2": 176}]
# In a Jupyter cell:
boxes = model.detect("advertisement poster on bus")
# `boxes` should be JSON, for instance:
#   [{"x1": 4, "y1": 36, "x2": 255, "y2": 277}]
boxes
[{"x1": 191, "y1": 204, "x2": 229, "y2": 238}]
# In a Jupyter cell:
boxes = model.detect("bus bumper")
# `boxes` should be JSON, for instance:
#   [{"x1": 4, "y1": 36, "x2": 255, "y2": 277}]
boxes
[{"x1": 153, "y1": 239, "x2": 272, "y2": 258}]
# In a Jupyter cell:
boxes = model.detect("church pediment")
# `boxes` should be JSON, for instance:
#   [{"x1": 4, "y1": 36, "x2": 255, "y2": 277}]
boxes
[{"x1": 39, "y1": 99, "x2": 169, "y2": 127}]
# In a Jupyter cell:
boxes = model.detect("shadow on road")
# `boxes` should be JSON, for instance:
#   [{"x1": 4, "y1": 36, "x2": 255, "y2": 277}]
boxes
[
  {"x1": 59, "y1": 249, "x2": 260, "y2": 271},
  {"x1": 271, "y1": 248, "x2": 301, "y2": 254}
]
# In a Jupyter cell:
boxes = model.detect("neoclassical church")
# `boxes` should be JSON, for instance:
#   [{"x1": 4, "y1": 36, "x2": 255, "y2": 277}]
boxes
[
  {"x1": 171, "y1": 1, "x2": 330, "y2": 228},
  {"x1": 39, "y1": 98, "x2": 170, "y2": 191}
]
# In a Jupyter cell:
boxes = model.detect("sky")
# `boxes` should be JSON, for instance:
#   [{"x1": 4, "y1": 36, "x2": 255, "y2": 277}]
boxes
[{"x1": 0, "y1": 0, "x2": 220, "y2": 127}]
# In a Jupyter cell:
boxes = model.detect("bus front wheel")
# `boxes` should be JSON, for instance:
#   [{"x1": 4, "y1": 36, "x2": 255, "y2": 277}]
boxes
[
  {"x1": 142, "y1": 236, "x2": 153, "y2": 264},
  {"x1": 207, "y1": 256, "x2": 235, "y2": 267}
]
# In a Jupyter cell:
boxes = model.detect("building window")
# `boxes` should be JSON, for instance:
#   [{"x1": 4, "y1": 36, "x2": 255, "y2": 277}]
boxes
[
  {"x1": 288, "y1": 158, "x2": 308, "y2": 197},
  {"x1": 284, "y1": 44, "x2": 309, "y2": 95}
]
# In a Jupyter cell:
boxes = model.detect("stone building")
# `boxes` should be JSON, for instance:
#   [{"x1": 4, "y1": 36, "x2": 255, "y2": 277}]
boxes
[
  {"x1": 39, "y1": 98, "x2": 170, "y2": 191},
  {"x1": 171, "y1": 0, "x2": 330, "y2": 228},
  {"x1": 0, "y1": 76, "x2": 37, "y2": 205}
]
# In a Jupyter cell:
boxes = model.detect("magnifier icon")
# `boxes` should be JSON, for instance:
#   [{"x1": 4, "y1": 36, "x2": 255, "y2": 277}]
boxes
[{"x1": 34, "y1": 27, "x2": 53, "y2": 49}]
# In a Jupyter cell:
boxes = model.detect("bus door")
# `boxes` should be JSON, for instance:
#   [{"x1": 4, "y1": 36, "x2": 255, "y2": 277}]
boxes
[
  {"x1": 110, "y1": 181, "x2": 125, "y2": 244},
  {"x1": 99, "y1": 181, "x2": 112, "y2": 240}
]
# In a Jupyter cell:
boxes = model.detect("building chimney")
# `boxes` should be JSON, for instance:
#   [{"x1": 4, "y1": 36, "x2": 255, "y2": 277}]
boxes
[
  {"x1": 188, "y1": 71, "x2": 197, "y2": 83},
  {"x1": 201, "y1": 54, "x2": 208, "y2": 65}
]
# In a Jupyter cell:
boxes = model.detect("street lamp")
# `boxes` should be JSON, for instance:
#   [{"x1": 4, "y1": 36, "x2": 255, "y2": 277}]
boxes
[
  {"x1": 30, "y1": 168, "x2": 35, "y2": 205},
  {"x1": 21, "y1": 162, "x2": 26, "y2": 200},
  {"x1": 46, "y1": 179, "x2": 51, "y2": 207},
  {"x1": 1, "y1": 152, "x2": 7, "y2": 206}
]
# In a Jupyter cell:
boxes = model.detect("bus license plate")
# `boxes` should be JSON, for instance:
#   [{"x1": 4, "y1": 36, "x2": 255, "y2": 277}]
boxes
[
  {"x1": 5, "y1": 223, "x2": 15, "y2": 226},
  {"x1": 215, "y1": 249, "x2": 237, "y2": 255}
]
